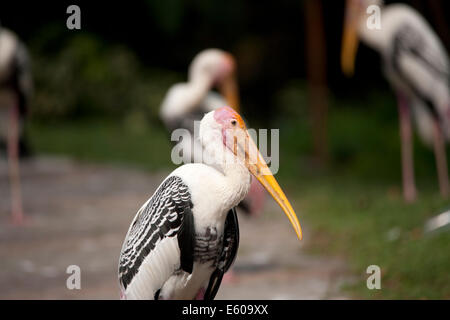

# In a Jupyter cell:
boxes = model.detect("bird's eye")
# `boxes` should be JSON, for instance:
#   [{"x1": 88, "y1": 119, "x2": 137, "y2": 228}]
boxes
[{"x1": 231, "y1": 120, "x2": 237, "y2": 126}]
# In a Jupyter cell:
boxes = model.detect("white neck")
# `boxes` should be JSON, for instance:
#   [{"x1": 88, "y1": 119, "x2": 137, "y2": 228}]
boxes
[
  {"x1": 200, "y1": 132, "x2": 251, "y2": 210},
  {"x1": 182, "y1": 74, "x2": 212, "y2": 114}
]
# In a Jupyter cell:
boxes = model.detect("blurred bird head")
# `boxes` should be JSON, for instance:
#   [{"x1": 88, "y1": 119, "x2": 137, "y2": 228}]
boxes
[
  {"x1": 189, "y1": 49, "x2": 240, "y2": 112},
  {"x1": 341, "y1": 0, "x2": 384, "y2": 76}
]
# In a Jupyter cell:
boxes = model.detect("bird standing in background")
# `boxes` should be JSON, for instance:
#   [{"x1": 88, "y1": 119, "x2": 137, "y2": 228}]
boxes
[
  {"x1": 118, "y1": 107, "x2": 302, "y2": 300},
  {"x1": 341, "y1": 0, "x2": 450, "y2": 202},
  {"x1": 160, "y1": 49, "x2": 265, "y2": 215},
  {"x1": 160, "y1": 49, "x2": 240, "y2": 164},
  {"x1": 0, "y1": 24, "x2": 32, "y2": 223}
]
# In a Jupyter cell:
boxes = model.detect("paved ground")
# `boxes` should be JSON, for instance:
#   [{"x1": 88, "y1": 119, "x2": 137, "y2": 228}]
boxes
[{"x1": 0, "y1": 157, "x2": 352, "y2": 299}]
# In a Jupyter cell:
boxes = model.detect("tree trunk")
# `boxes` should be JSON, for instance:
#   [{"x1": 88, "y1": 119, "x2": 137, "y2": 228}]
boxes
[{"x1": 304, "y1": 0, "x2": 329, "y2": 164}]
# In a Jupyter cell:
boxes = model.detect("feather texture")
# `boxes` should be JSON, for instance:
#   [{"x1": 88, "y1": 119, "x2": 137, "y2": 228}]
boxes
[
  {"x1": 118, "y1": 175, "x2": 194, "y2": 298},
  {"x1": 204, "y1": 207, "x2": 239, "y2": 300}
]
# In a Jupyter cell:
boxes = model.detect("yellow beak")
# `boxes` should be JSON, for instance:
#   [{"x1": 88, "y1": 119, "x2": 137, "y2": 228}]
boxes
[
  {"x1": 234, "y1": 129, "x2": 303, "y2": 241},
  {"x1": 341, "y1": 0, "x2": 360, "y2": 77}
]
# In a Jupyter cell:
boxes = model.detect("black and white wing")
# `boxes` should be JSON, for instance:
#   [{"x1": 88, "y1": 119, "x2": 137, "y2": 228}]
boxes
[
  {"x1": 389, "y1": 17, "x2": 449, "y2": 118},
  {"x1": 118, "y1": 175, "x2": 195, "y2": 299},
  {"x1": 204, "y1": 207, "x2": 240, "y2": 300}
]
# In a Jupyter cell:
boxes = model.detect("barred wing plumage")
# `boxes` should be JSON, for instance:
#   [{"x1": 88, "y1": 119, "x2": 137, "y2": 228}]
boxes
[
  {"x1": 118, "y1": 175, "x2": 194, "y2": 299},
  {"x1": 204, "y1": 207, "x2": 239, "y2": 300},
  {"x1": 390, "y1": 22, "x2": 449, "y2": 117}
]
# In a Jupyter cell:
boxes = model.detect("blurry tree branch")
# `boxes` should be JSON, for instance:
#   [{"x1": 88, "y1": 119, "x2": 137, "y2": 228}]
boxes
[{"x1": 304, "y1": 0, "x2": 329, "y2": 164}]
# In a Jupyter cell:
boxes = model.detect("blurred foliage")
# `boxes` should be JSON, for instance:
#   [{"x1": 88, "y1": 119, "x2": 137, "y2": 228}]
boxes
[
  {"x1": 145, "y1": 0, "x2": 185, "y2": 36},
  {"x1": 29, "y1": 32, "x2": 181, "y2": 124},
  {"x1": 273, "y1": 83, "x2": 440, "y2": 184}
]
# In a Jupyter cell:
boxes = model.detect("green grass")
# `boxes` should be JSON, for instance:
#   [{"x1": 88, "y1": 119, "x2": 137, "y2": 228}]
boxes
[
  {"x1": 26, "y1": 118, "x2": 175, "y2": 172},
  {"x1": 25, "y1": 93, "x2": 450, "y2": 299},
  {"x1": 295, "y1": 178, "x2": 450, "y2": 299}
]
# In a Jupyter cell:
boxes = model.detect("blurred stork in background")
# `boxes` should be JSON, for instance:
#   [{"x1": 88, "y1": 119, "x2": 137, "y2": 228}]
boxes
[
  {"x1": 341, "y1": 0, "x2": 450, "y2": 202},
  {"x1": 0, "y1": 23, "x2": 32, "y2": 224},
  {"x1": 160, "y1": 49, "x2": 266, "y2": 216},
  {"x1": 160, "y1": 49, "x2": 240, "y2": 163}
]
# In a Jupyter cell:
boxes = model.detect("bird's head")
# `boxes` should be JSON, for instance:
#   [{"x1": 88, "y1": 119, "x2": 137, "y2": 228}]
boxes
[
  {"x1": 189, "y1": 49, "x2": 240, "y2": 112},
  {"x1": 341, "y1": 0, "x2": 384, "y2": 76},
  {"x1": 199, "y1": 106, "x2": 303, "y2": 241}
]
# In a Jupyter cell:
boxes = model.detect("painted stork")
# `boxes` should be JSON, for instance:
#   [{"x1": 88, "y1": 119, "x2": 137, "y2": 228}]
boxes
[
  {"x1": 160, "y1": 49, "x2": 265, "y2": 215},
  {"x1": 118, "y1": 106, "x2": 302, "y2": 300},
  {"x1": 0, "y1": 24, "x2": 32, "y2": 224},
  {"x1": 341, "y1": 0, "x2": 450, "y2": 202}
]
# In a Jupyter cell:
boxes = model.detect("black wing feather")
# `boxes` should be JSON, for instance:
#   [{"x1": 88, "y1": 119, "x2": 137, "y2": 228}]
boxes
[
  {"x1": 118, "y1": 175, "x2": 194, "y2": 290},
  {"x1": 178, "y1": 205, "x2": 195, "y2": 273},
  {"x1": 390, "y1": 23, "x2": 448, "y2": 119},
  {"x1": 204, "y1": 207, "x2": 240, "y2": 300}
]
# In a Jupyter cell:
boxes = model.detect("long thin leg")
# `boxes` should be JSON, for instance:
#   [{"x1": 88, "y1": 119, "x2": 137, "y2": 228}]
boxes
[
  {"x1": 7, "y1": 102, "x2": 24, "y2": 224},
  {"x1": 432, "y1": 119, "x2": 449, "y2": 198},
  {"x1": 397, "y1": 93, "x2": 417, "y2": 203},
  {"x1": 195, "y1": 287, "x2": 205, "y2": 300}
]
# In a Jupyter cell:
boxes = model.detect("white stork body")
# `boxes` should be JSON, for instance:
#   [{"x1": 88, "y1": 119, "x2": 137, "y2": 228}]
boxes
[
  {"x1": 342, "y1": 0, "x2": 450, "y2": 201},
  {"x1": 119, "y1": 111, "x2": 249, "y2": 300},
  {"x1": 0, "y1": 25, "x2": 32, "y2": 223},
  {"x1": 118, "y1": 107, "x2": 302, "y2": 300},
  {"x1": 120, "y1": 163, "x2": 248, "y2": 300}
]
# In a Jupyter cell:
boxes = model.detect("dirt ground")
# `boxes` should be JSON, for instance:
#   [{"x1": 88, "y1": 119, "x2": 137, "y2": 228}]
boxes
[{"x1": 0, "y1": 156, "x2": 352, "y2": 299}]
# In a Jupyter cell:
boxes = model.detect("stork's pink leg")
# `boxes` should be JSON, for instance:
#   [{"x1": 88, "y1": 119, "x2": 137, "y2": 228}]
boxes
[
  {"x1": 432, "y1": 120, "x2": 449, "y2": 198},
  {"x1": 195, "y1": 287, "x2": 205, "y2": 300},
  {"x1": 7, "y1": 103, "x2": 24, "y2": 224},
  {"x1": 247, "y1": 178, "x2": 266, "y2": 216},
  {"x1": 222, "y1": 269, "x2": 237, "y2": 284},
  {"x1": 397, "y1": 93, "x2": 417, "y2": 203}
]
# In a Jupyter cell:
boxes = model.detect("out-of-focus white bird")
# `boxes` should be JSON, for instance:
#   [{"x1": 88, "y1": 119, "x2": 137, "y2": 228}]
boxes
[
  {"x1": 0, "y1": 24, "x2": 32, "y2": 223},
  {"x1": 118, "y1": 106, "x2": 302, "y2": 300},
  {"x1": 341, "y1": 0, "x2": 450, "y2": 202},
  {"x1": 160, "y1": 49, "x2": 265, "y2": 215},
  {"x1": 160, "y1": 49, "x2": 240, "y2": 164}
]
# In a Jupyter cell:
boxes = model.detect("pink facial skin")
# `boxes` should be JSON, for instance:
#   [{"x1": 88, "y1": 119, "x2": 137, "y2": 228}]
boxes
[
  {"x1": 213, "y1": 106, "x2": 240, "y2": 125},
  {"x1": 213, "y1": 106, "x2": 245, "y2": 148}
]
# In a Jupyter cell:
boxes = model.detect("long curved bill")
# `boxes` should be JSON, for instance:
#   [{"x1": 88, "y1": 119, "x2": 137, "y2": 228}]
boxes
[
  {"x1": 234, "y1": 129, "x2": 303, "y2": 241},
  {"x1": 341, "y1": 0, "x2": 360, "y2": 77}
]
